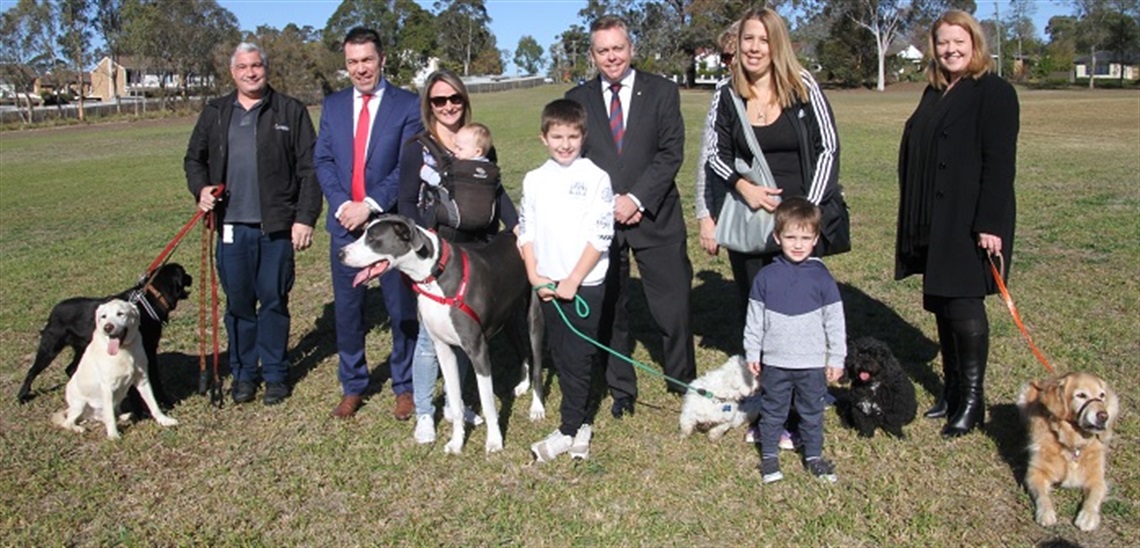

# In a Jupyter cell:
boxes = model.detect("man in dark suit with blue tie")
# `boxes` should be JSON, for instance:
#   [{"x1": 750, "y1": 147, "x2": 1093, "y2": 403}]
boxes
[
  {"x1": 316, "y1": 27, "x2": 423, "y2": 419},
  {"x1": 566, "y1": 16, "x2": 696, "y2": 419}
]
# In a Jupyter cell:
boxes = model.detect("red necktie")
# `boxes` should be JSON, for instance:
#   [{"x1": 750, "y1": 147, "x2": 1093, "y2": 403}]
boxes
[
  {"x1": 351, "y1": 94, "x2": 373, "y2": 202},
  {"x1": 609, "y1": 83, "x2": 624, "y2": 154}
]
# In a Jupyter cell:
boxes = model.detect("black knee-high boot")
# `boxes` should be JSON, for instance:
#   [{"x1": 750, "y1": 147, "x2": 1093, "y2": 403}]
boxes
[
  {"x1": 942, "y1": 317, "x2": 989, "y2": 438},
  {"x1": 924, "y1": 316, "x2": 960, "y2": 419}
]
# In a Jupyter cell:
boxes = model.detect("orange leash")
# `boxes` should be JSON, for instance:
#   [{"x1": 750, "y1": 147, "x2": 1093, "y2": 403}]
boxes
[{"x1": 988, "y1": 254, "x2": 1056, "y2": 375}]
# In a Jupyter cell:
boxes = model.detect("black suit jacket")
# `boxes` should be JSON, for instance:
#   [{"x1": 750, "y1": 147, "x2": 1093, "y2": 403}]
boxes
[
  {"x1": 566, "y1": 71, "x2": 686, "y2": 248},
  {"x1": 896, "y1": 72, "x2": 1019, "y2": 297}
]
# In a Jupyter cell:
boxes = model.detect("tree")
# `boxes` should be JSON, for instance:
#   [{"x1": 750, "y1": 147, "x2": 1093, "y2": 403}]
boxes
[
  {"x1": 1070, "y1": 0, "x2": 1111, "y2": 88},
  {"x1": 514, "y1": 35, "x2": 544, "y2": 75},
  {"x1": 56, "y1": 0, "x2": 92, "y2": 120},
  {"x1": 1006, "y1": 0, "x2": 1037, "y2": 77},
  {"x1": 121, "y1": 0, "x2": 238, "y2": 107},
  {"x1": 434, "y1": 0, "x2": 494, "y2": 76},
  {"x1": 322, "y1": 0, "x2": 433, "y2": 86},
  {"x1": 816, "y1": 9, "x2": 879, "y2": 86},
  {"x1": 93, "y1": 0, "x2": 124, "y2": 110},
  {"x1": 550, "y1": 24, "x2": 590, "y2": 81},
  {"x1": 1102, "y1": 0, "x2": 1140, "y2": 85},
  {"x1": 804, "y1": 0, "x2": 973, "y2": 91},
  {"x1": 0, "y1": 0, "x2": 56, "y2": 123}
]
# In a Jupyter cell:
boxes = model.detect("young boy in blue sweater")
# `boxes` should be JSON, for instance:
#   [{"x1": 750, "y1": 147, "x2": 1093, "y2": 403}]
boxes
[{"x1": 744, "y1": 197, "x2": 847, "y2": 483}]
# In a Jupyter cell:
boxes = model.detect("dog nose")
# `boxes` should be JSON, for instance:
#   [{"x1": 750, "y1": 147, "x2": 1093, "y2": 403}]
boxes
[
  {"x1": 1096, "y1": 410, "x2": 1108, "y2": 425},
  {"x1": 337, "y1": 248, "x2": 347, "y2": 262},
  {"x1": 103, "y1": 323, "x2": 114, "y2": 334}
]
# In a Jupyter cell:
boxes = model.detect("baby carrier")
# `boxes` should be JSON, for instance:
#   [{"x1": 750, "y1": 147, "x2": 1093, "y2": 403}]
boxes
[{"x1": 416, "y1": 134, "x2": 500, "y2": 231}]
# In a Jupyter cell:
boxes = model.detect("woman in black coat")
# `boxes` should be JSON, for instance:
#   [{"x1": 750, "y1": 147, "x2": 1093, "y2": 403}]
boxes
[{"x1": 896, "y1": 10, "x2": 1019, "y2": 438}]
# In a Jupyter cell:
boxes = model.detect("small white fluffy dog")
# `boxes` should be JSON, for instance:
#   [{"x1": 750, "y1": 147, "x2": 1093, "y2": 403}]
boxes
[
  {"x1": 679, "y1": 355, "x2": 761, "y2": 440},
  {"x1": 52, "y1": 299, "x2": 177, "y2": 439}
]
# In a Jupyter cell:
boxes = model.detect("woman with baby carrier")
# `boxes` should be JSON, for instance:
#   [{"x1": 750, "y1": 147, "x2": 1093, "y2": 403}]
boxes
[{"x1": 397, "y1": 69, "x2": 518, "y2": 444}]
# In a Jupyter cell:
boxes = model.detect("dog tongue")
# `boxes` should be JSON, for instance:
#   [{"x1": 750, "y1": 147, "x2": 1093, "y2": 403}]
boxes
[
  {"x1": 352, "y1": 261, "x2": 389, "y2": 287},
  {"x1": 107, "y1": 337, "x2": 121, "y2": 356},
  {"x1": 859, "y1": 371, "x2": 870, "y2": 381}
]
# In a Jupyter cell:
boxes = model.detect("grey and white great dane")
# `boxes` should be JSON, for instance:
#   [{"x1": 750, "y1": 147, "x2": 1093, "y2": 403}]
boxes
[{"x1": 339, "y1": 214, "x2": 545, "y2": 454}]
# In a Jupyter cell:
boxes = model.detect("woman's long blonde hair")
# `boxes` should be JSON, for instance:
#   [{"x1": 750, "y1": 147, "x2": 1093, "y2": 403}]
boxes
[
  {"x1": 730, "y1": 7, "x2": 807, "y2": 107},
  {"x1": 925, "y1": 10, "x2": 992, "y2": 89}
]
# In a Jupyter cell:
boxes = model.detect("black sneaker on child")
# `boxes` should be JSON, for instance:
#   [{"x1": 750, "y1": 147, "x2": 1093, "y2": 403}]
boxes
[
  {"x1": 806, "y1": 456, "x2": 838, "y2": 483},
  {"x1": 760, "y1": 456, "x2": 783, "y2": 484}
]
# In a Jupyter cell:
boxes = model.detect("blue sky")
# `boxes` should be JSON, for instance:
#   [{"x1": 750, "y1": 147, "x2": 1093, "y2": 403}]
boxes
[{"x1": 217, "y1": 0, "x2": 1072, "y2": 74}]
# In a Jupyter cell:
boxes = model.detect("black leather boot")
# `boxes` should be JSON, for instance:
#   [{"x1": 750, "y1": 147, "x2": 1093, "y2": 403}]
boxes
[
  {"x1": 942, "y1": 317, "x2": 989, "y2": 438},
  {"x1": 924, "y1": 316, "x2": 959, "y2": 419}
]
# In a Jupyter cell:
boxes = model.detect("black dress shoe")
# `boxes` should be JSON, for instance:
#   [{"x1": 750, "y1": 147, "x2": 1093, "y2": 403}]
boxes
[
  {"x1": 263, "y1": 382, "x2": 290, "y2": 405},
  {"x1": 611, "y1": 397, "x2": 635, "y2": 419},
  {"x1": 232, "y1": 381, "x2": 256, "y2": 404}
]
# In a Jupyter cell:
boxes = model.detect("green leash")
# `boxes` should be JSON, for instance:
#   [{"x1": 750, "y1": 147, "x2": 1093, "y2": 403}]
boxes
[{"x1": 534, "y1": 284, "x2": 717, "y2": 401}]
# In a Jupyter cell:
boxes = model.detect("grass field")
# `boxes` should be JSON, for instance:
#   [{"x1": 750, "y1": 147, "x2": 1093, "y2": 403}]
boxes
[{"x1": 0, "y1": 83, "x2": 1137, "y2": 545}]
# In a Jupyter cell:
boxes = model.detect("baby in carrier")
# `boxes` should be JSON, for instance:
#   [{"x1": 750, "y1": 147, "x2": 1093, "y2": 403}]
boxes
[{"x1": 419, "y1": 123, "x2": 501, "y2": 231}]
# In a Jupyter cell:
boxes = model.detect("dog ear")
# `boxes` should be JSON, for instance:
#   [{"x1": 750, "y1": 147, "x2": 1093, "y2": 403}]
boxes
[
  {"x1": 409, "y1": 226, "x2": 434, "y2": 259},
  {"x1": 1102, "y1": 384, "x2": 1119, "y2": 440},
  {"x1": 1040, "y1": 375, "x2": 1071, "y2": 420}
]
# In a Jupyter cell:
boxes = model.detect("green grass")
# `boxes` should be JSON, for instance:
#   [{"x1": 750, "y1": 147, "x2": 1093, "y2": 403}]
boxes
[{"x1": 0, "y1": 84, "x2": 1137, "y2": 545}]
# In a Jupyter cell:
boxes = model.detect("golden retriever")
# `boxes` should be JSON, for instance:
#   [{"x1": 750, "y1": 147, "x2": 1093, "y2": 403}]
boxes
[{"x1": 1017, "y1": 372, "x2": 1118, "y2": 531}]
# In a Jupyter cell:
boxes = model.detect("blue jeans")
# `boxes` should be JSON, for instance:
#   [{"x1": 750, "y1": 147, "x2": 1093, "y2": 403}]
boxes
[
  {"x1": 411, "y1": 328, "x2": 471, "y2": 417},
  {"x1": 216, "y1": 224, "x2": 294, "y2": 385}
]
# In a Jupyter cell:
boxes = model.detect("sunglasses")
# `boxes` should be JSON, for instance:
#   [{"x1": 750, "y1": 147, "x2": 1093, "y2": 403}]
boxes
[{"x1": 429, "y1": 94, "x2": 464, "y2": 107}]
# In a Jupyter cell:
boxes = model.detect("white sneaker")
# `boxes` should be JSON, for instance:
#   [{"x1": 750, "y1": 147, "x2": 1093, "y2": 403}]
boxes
[
  {"x1": 414, "y1": 414, "x2": 436, "y2": 444},
  {"x1": 569, "y1": 424, "x2": 592, "y2": 460},
  {"x1": 530, "y1": 429, "x2": 572, "y2": 463},
  {"x1": 443, "y1": 404, "x2": 484, "y2": 426}
]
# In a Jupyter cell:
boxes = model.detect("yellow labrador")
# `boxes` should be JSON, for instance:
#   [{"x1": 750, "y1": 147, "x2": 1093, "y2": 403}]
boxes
[
  {"x1": 1017, "y1": 372, "x2": 1118, "y2": 531},
  {"x1": 53, "y1": 299, "x2": 177, "y2": 439}
]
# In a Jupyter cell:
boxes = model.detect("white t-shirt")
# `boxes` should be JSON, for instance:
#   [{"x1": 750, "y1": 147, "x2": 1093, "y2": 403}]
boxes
[{"x1": 518, "y1": 157, "x2": 614, "y2": 286}]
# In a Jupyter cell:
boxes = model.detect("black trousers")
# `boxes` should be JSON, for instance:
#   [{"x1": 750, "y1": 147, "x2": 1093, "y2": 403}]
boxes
[
  {"x1": 597, "y1": 239, "x2": 696, "y2": 400},
  {"x1": 542, "y1": 284, "x2": 605, "y2": 437}
]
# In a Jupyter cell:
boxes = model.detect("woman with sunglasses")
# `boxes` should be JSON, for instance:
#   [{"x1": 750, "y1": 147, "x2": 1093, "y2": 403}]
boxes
[{"x1": 397, "y1": 69, "x2": 519, "y2": 444}]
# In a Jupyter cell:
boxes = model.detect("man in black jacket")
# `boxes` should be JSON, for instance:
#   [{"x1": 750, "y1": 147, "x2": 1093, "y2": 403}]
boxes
[{"x1": 184, "y1": 42, "x2": 322, "y2": 405}]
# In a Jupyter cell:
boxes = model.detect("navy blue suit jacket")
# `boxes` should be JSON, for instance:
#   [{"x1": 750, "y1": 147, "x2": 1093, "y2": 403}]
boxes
[{"x1": 315, "y1": 80, "x2": 423, "y2": 241}]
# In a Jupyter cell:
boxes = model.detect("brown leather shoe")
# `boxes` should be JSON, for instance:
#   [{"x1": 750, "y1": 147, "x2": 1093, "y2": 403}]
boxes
[
  {"x1": 393, "y1": 392, "x2": 414, "y2": 421},
  {"x1": 332, "y1": 395, "x2": 363, "y2": 419}
]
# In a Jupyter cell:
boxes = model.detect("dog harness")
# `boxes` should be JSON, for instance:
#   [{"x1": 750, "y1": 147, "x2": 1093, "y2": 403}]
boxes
[
  {"x1": 407, "y1": 238, "x2": 482, "y2": 326},
  {"x1": 128, "y1": 285, "x2": 169, "y2": 324}
]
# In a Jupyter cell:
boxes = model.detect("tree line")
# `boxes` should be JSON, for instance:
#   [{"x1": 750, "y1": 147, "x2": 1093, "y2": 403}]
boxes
[{"x1": 2, "y1": 0, "x2": 1137, "y2": 124}]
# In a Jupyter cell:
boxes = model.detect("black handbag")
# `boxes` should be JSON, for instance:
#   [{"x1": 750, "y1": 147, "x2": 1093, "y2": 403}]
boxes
[{"x1": 817, "y1": 186, "x2": 851, "y2": 256}]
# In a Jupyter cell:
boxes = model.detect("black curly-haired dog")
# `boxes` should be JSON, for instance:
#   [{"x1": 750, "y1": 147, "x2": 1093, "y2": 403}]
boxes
[{"x1": 841, "y1": 337, "x2": 917, "y2": 438}]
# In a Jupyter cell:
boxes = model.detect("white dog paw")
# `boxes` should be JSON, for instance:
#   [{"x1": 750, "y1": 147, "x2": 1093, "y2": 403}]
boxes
[
  {"x1": 66, "y1": 424, "x2": 86, "y2": 434},
  {"x1": 444, "y1": 439, "x2": 463, "y2": 455},
  {"x1": 107, "y1": 431, "x2": 121, "y2": 441},
  {"x1": 528, "y1": 404, "x2": 546, "y2": 422},
  {"x1": 1075, "y1": 510, "x2": 1100, "y2": 531},
  {"x1": 1036, "y1": 508, "x2": 1057, "y2": 527},
  {"x1": 513, "y1": 379, "x2": 530, "y2": 398},
  {"x1": 156, "y1": 416, "x2": 179, "y2": 427},
  {"x1": 485, "y1": 437, "x2": 504, "y2": 454}
]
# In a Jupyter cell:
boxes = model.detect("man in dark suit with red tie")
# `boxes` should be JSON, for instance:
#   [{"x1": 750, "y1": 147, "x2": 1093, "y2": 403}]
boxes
[
  {"x1": 315, "y1": 27, "x2": 423, "y2": 419},
  {"x1": 566, "y1": 15, "x2": 696, "y2": 419}
]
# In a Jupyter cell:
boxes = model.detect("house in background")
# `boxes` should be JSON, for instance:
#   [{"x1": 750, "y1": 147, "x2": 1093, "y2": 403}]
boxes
[
  {"x1": 1075, "y1": 51, "x2": 1139, "y2": 80},
  {"x1": 90, "y1": 56, "x2": 126, "y2": 100}
]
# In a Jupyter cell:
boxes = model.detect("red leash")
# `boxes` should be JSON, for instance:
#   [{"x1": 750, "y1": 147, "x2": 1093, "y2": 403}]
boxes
[
  {"x1": 198, "y1": 208, "x2": 224, "y2": 407},
  {"x1": 146, "y1": 186, "x2": 226, "y2": 276},
  {"x1": 989, "y1": 254, "x2": 1056, "y2": 374}
]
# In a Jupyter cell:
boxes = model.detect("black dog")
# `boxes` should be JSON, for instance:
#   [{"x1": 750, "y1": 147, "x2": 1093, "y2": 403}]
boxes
[
  {"x1": 841, "y1": 337, "x2": 917, "y2": 438},
  {"x1": 16, "y1": 263, "x2": 192, "y2": 407}
]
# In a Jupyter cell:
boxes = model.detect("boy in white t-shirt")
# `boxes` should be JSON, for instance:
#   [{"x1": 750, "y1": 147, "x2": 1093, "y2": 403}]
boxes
[{"x1": 518, "y1": 99, "x2": 615, "y2": 462}]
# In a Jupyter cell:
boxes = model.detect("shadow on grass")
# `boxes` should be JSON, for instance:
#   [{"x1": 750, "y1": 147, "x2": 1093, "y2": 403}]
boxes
[
  {"x1": 839, "y1": 282, "x2": 941, "y2": 398},
  {"x1": 987, "y1": 402, "x2": 1028, "y2": 484},
  {"x1": 692, "y1": 269, "x2": 743, "y2": 356}
]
